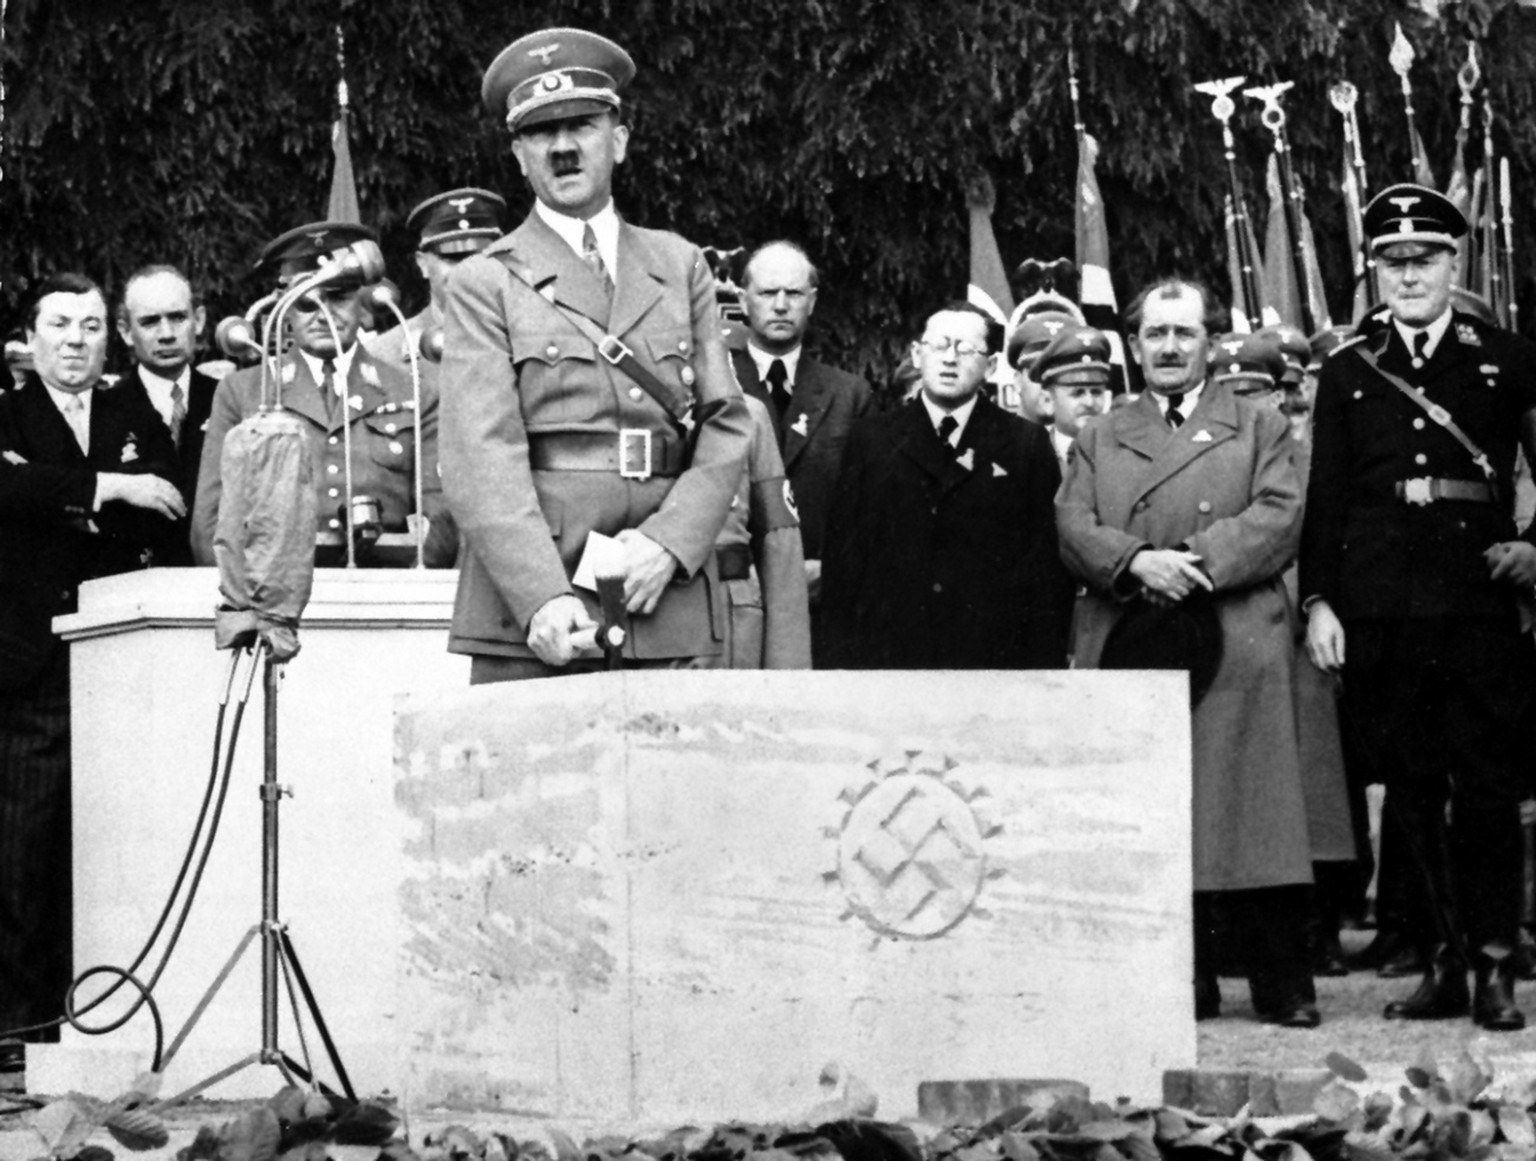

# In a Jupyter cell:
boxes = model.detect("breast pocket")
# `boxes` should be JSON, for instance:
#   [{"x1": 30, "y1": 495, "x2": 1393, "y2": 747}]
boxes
[
  {"x1": 363, "y1": 411, "x2": 418, "y2": 474},
  {"x1": 642, "y1": 329, "x2": 696, "y2": 398},
  {"x1": 512, "y1": 332, "x2": 600, "y2": 424}
]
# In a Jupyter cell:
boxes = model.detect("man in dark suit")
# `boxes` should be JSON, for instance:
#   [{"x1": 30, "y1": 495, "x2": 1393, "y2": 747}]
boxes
[
  {"x1": 0, "y1": 273, "x2": 184, "y2": 1051},
  {"x1": 731, "y1": 241, "x2": 871, "y2": 607},
  {"x1": 819, "y1": 301, "x2": 1072, "y2": 669},
  {"x1": 440, "y1": 27, "x2": 749, "y2": 682},
  {"x1": 1301, "y1": 185, "x2": 1536, "y2": 1030},
  {"x1": 115, "y1": 264, "x2": 218, "y2": 564},
  {"x1": 192, "y1": 222, "x2": 456, "y2": 569}
]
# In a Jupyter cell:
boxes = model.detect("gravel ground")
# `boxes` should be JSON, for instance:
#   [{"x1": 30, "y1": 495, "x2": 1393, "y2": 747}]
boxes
[{"x1": 1197, "y1": 931, "x2": 1536, "y2": 1076}]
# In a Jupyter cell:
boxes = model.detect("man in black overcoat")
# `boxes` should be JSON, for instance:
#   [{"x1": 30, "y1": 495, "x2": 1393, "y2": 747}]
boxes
[{"x1": 819, "y1": 301, "x2": 1072, "y2": 669}]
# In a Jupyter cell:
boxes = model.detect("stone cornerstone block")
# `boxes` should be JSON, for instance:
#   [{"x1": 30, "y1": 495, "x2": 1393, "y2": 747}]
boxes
[{"x1": 395, "y1": 670, "x2": 1194, "y2": 1123}]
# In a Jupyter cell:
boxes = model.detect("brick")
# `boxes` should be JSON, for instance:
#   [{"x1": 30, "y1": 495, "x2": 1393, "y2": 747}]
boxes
[{"x1": 917, "y1": 1079, "x2": 1092, "y2": 1124}]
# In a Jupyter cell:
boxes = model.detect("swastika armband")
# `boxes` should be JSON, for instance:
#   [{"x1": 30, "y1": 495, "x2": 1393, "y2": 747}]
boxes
[{"x1": 750, "y1": 476, "x2": 799, "y2": 532}]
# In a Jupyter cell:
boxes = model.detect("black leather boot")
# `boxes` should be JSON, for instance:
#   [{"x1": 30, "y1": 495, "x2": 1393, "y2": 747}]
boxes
[
  {"x1": 1473, "y1": 954, "x2": 1526, "y2": 1031},
  {"x1": 1384, "y1": 946, "x2": 1470, "y2": 1020}
]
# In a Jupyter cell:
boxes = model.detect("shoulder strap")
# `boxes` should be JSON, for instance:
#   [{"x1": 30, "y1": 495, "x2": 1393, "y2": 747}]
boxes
[
  {"x1": 1355, "y1": 345, "x2": 1502, "y2": 501},
  {"x1": 492, "y1": 251, "x2": 694, "y2": 434}
]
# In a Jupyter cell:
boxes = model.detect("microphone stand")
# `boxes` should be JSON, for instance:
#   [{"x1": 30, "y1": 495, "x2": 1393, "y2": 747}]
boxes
[
  {"x1": 150, "y1": 645, "x2": 355, "y2": 1109},
  {"x1": 149, "y1": 243, "x2": 385, "y2": 1108}
]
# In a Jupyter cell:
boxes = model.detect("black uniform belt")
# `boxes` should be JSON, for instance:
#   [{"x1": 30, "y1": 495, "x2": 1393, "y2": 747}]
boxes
[
  {"x1": 1394, "y1": 477, "x2": 1495, "y2": 506},
  {"x1": 716, "y1": 543, "x2": 751, "y2": 581},
  {"x1": 528, "y1": 430, "x2": 685, "y2": 480}
]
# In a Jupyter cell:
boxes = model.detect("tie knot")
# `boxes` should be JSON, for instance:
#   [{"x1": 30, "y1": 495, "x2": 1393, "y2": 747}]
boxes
[
  {"x1": 64, "y1": 393, "x2": 84, "y2": 412},
  {"x1": 766, "y1": 358, "x2": 788, "y2": 388},
  {"x1": 937, "y1": 415, "x2": 959, "y2": 444},
  {"x1": 171, "y1": 383, "x2": 185, "y2": 404}
]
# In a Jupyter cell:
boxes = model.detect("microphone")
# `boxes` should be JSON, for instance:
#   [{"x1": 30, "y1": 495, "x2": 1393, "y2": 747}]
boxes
[
  {"x1": 418, "y1": 326, "x2": 444, "y2": 364},
  {"x1": 362, "y1": 278, "x2": 401, "y2": 315},
  {"x1": 216, "y1": 317, "x2": 264, "y2": 362},
  {"x1": 311, "y1": 239, "x2": 387, "y2": 289}
]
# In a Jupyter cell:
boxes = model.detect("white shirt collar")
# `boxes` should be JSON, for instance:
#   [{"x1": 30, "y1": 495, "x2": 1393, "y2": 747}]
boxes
[
  {"x1": 136, "y1": 364, "x2": 192, "y2": 428},
  {"x1": 1392, "y1": 308, "x2": 1453, "y2": 362},
  {"x1": 43, "y1": 381, "x2": 92, "y2": 423},
  {"x1": 297, "y1": 344, "x2": 357, "y2": 394},
  {"x1": 920, "y1": 391, "x2": 979, "y2": 445},
  {"x1": 1050, "y1": 426, "x2": 1075, "y2": 462},
  {"x1": 1153, "y1": 380, "x2": 1203, "y2": 417},
  {"x1": 747, "y1": 343, "x2": 802, "y2": 391},
  {"x1": 534, "y1": 198, "x2": 620, "y2": 282}
]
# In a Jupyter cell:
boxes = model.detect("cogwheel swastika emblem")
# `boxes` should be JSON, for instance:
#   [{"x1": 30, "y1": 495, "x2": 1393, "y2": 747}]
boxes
[{"x1": 824, "y1": 752, "x2": 1002, "y2": 941}]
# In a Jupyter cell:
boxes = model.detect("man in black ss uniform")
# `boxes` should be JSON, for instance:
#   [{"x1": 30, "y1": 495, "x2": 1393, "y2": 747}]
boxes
[{"x1": 1300, "y1": 184, "x2": 1536, "y2": 1030}]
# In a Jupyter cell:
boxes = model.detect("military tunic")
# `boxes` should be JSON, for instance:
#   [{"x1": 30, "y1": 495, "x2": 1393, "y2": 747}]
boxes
[
  {"x1": 1300, "y1": 310, "x2": 1536, "y2": 951},
  {"x1": 191, "y1": 346, "x2": 454, "y2": 567}
]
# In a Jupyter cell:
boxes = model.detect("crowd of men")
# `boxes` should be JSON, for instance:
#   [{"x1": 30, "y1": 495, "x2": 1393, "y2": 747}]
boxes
[{"x1": 4, "y1": 23, "x2": 1536, "y2": 1071}]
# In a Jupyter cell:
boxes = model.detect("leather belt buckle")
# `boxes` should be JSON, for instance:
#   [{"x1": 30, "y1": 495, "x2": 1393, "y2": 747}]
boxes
[
  {"x1": 619, "y1": 429, "x2": 653, "y2": 480},
  {"x1": 599, "y1": 334, "x2": 633, "y2": 366},
  {"x1": 1402, "y1": 477, "x2": 1434, "y2": 506}
]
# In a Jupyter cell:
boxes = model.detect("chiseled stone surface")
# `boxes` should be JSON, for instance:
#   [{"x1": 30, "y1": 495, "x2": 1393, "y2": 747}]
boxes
[{"x1": 394, "y1": 670, "x2": 1194, "y2": 1123}]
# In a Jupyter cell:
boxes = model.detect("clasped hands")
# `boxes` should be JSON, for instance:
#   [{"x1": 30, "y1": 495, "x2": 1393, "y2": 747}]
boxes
[
  {"x1": 526, "y1": 528, "x2": 679, "y2": 667},
  {"x1": 1128, "y1": 547, "x2": 1213, "y2": 607}
]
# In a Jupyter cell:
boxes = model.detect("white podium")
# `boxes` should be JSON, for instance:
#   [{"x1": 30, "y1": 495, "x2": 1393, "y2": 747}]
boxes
[{"x1": 31, "y1": 567, "x2": 468, "y2": 1101}]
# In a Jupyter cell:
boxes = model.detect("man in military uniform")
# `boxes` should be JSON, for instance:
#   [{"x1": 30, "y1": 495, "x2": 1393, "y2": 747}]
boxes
[
  {"x1": 712, "y1": 393, "x2": 810, "y2": 668},
  {"x1": 192, "y1": 222, "x2": 455, "y2": 568},
  {"x1": 1033, "y1": 323, "x2": 1113, "y2": 469},
  {"x1": 1002, "y1": 310, "x2": 1078, "y2": 424},
  {"x1": 364, "y1": 188, "x2": 505, "y2": 369},
  {"x1": 1301, "y1": 184, "x2": 1536, "y2": 1030},
  {"x1": 439, "y1": 28, "x2": 750, "y2": 681}
]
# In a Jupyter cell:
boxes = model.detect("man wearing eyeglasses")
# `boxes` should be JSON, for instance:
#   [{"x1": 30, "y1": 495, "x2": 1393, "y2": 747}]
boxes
[
  {"x1": 819, "y1": 301, "x2": 1072, "y2": 669},
  {"x1": 191, "y1": 221, "x2": 455, "y2": 567},
  {"x1": 1057, "y1": 277, "x2": 1316, "y2": 1028}
]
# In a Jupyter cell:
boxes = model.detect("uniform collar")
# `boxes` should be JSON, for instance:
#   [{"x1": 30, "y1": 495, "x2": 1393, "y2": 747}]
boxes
[
  {"x1": 534, "y1": 197, "x2": 620, "y2": 280},
  {"x1": 297, "y1": 344, "x2": 357, "y2": 392},
  {"x1": 1392, "y1": 307, "x2": 1453, "y2": 361}
]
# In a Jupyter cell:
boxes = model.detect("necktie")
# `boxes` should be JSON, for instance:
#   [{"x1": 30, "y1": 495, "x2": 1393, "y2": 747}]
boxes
[
  {"x1": 582, "y1": 223, "x2": 614, "y2": 299},
  {"x1": 1411, "y1": 330, "x2": 1429, "y2": 369},
  {"x1": 63, "y1": 393, "x2": 89, "y2": 454},
  {"x1": 937, "y1": 414, "x2": 959, "y2": 454},
  {"x1": 766, "y1": 358, "x2": 792, "y2": 430},
  {"x1": 170, "y1": 383, "x2": 187, "y2": 452},
  {"x1": 321, "y1": 359, "x2": 337, "y2": 425},
  {"x1": 1166, "y1": 392, "x2": 1186, "y2": 429}
]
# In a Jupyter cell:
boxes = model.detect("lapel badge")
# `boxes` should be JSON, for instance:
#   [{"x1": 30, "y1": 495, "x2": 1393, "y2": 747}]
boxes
[
  {"x1": 1457, "y1": 323, "x2": 1482, "y2": 346},
  {"x1": 200, "y1": 419, "x2": 210, "y2": 432},
  {"x1": 3, "y1": 449, "x2": 27, "y2": 465},
  {"x1": 1192, "y1": 429, "x2": 1213, "y2": 443},
  {"x1": 1480, "y1": 363, "x2": 1500, "y2": 376},
  {"x1": 955, "y1": 448, "x2": 975, "y2": 472},
  {"x1": 121, "y1": 440, "x2": 139, "y2": 463},
  {"x1": 991, "y1": 462, "x2": 1008, "y2": 477},
  {"x1": 348, "y1": 394, "x2": 364, "y2": 411},
  {"x1": 790, "y1": 413, "x2": 809, "y2": 437},
  {"x1": 539, "y1": 283, "x2": 557, "y2": 303},
  {"x1": 359, "y1": 362, "x2": 381, "y2": 388},
  {"x1": 281, "y1": 361, "x2": 297, "y2": 385}
]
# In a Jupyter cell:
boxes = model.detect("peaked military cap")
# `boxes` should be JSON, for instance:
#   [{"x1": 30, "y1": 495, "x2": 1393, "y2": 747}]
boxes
[
  {"x1": 1210, "y1": 331, "x2": 1286, "y2": 389},
  {"x1": 408, "y1": 188, "x2": 506, "y2": 255},
  {"x1": 482, "y1": 28, "x2": 636, "y2": 133},
  {"x1": 1364, "y1": 182, "x2": 1467, "y2": 256},
  {"x1": 1306, "y1": 324, "x2": 1356, "y2": 371},
  {"x1": 1005, "y1": 310, "x2": 1077, "y2": 370},
  {"x1": 257, "y1": 221, "x2": 379, "y2": 285},
  {"x1": 1256, "y1": 324, "x2": 1309, "y2": 386},
  {"x1": 1035, "y1": 324, "x2": 1113, "y2": 386}
]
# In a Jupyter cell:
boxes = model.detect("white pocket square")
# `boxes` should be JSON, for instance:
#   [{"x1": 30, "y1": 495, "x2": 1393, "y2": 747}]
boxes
[
  {"x1": 1192, "y1": 429, "x2": 1213, "y2": 442},
  {"x1": 991, "y1": 462, "x2": 1008, "y2": 477}
]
